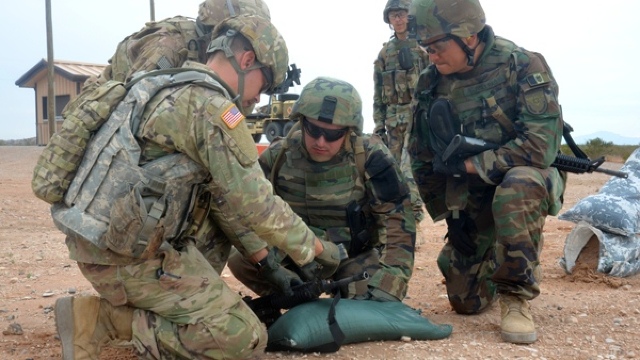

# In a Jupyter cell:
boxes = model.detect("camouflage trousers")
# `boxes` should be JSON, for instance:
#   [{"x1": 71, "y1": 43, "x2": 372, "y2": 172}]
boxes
[
  {"x1": 78, "y1": 243, "x2": 267, "y2": 359},
  {"x1": 436, "y1": 166, "x2": 565, "y2": 315},
  {"x1": 227, "y1": 247, "x2": 380, "y2": 299},
  {"x1": 384, "y1": 104, "x2": 424, "y2": 222}
]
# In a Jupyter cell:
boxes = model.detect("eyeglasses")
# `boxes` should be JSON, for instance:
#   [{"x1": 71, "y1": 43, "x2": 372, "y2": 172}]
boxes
[
  {"x1": 421, "y1": 35, "x2": 453, "y2": 55},
  {"x1": 259, "y1": 66, "x2": 273, "y2": 94},
  {"x1": 302, "y1": 118, "x2": 348, "y2": 142},
  {"x1": 388, "y1": 11, "x2": 408, "y2": 20}
]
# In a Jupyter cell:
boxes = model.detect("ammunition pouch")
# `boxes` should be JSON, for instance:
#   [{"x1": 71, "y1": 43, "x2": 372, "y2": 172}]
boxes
[
  {"x1": 346, "y1": 200, "x2": 372, "y2": 257},
  {"x1": 398, "y1": 47, "x2": 414, "y2": 71}
]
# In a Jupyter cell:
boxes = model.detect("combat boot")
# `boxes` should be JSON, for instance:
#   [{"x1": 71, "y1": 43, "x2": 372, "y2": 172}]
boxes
[
  {"x1": 500, "y1": 295, "x2": 537, "y2": 344},
  {"x1": 55, "y1": 295, "x2": 134, "y2": 360}
]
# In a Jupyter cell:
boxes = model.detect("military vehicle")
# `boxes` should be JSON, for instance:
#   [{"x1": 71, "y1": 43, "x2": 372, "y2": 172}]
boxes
[{"x1": 246, "y1": 64, "x2": 301, "y2": 143}]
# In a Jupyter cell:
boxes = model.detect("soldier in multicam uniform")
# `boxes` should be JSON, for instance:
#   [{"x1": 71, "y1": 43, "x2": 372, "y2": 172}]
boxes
[
  {"x1": 373, "y1": 0, "x2": 430, "y2": 224},
  {"x1": 408, "y1": 0, "x2": 566, "y2": 344},
  {"x1": 53, "y1": 15, "x2": 342, "y2": 359},
  {"x1": 228, "y1": 76, "x2": 417, "y2": 302}
]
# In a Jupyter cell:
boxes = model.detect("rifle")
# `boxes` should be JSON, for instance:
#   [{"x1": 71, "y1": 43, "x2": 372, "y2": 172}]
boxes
[
  {"x1": 271, "y1": 63, "x2": 301, "y2": 94},
  {"x1": 243, "y1": 271, "x2": 369, "y2": 328},
  {"x1": 442, "y1": 134, "x2": 628, "y2": 178}
]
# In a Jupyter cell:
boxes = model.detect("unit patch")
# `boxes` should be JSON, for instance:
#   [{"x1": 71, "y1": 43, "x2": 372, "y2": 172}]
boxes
[
  {"x1": 524, "y1": 88, "x2": 548, "y2": 115},
  {"x1": 221, "y1": 104, "x2": 245, "y2": 129}
]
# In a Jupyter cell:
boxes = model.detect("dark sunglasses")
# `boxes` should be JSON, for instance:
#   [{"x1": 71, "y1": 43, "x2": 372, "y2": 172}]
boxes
[{"x1": 302, "y1": 118, "x2": 348, "y2": 142}]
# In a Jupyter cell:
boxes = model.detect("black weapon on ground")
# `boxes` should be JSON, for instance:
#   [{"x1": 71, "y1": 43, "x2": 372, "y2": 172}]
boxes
[
  {"x1": 243, "y1": 271, "x2": 369, "y2": 328},
  {"x1": 441, "y1": 134, "x2": 628, "y2": 178},
  {"x1": 271, "y1": 63, "x2": 301, "y2": 94}
]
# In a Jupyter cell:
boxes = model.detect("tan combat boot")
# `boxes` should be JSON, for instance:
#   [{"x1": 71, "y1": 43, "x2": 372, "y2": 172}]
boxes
[
  {"x1": 55, "y1": 295, "x2": 134, "y2": 360},
  {"x1": 500, "y1": 295, "x2": 537, "y2": 344}
]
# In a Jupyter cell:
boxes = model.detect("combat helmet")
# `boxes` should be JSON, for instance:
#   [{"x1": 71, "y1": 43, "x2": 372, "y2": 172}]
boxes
[
  {"x1": 409, "y1": 0, "x2": 485, "y2": 43},
  {"x1": 207, "y1": 14, "x2": 288, "y2": 95},
  {"x1": 290, "y1": 76, "x2": 364, "y2": 134},
  {"x1": 383, "y1": 0, "x2": 411, "y2": 24},
  {"x1": 197, "y1": 0, "x2": 271, "y2": 29}
]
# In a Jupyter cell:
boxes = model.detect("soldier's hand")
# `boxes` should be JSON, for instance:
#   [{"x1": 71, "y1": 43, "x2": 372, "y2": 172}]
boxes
[
  {"x1": 256, "y1": 248, "x2": 303, "y2": 297},
  {"x1": 314, "y1": 239, "x2": 343, "y2": 278}
]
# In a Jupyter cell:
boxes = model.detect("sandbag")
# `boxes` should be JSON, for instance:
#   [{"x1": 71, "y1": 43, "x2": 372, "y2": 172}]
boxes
[
  {"x1": 558, "y1": 147, "x2": 640, "y2": 236},
  {"x1": 267, "y1": 298, "x2": 452, "y2": 353},
  {"x1": 560, "y1": 221, "x2": 640, "y2": 277}
]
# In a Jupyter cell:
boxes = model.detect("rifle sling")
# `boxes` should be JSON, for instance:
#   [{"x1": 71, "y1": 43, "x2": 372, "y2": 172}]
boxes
[{"x1": 303, "y1": 291, "x2": 346, "y2": 353}]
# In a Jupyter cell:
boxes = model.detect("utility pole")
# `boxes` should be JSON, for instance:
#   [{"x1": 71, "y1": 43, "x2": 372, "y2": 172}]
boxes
[
  {"x1": 45, "y1": 0, "x2": 56, "y2": 142},
  {"x1": 150, "y1": 0, "x2": 155, "y2": 21}
]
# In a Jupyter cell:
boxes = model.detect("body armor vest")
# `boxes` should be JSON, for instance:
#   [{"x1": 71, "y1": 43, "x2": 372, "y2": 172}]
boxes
[
  {"x1": 51, "y1": 68, "x2": 225, "y2": 253},
  {"x1": 380, "y1": 38, "x2": 425, "y2": 105},
  {"x1": 271, "y1": 135, "x2": 366, "y2": 229},
  {"x1": 427, "y1": 36, "x2": 520, "y2": 145}
]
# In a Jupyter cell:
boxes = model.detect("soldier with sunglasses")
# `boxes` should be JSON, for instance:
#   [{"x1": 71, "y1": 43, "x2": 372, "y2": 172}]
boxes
[
  {"x1": 228, "y1": 76, "x2": 417, "y2": 303},
  {"x1": 408, "y1": 0, "x2": 566, "y2": 344}
]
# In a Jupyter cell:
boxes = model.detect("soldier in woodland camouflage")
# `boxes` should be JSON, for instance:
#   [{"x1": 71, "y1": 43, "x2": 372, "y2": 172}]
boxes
[
  {"x1": 408, "y1": 0, "x2": 566, "y2": 344},
  {"x1": 374, "y1": 0, "x2": 430, "y2": 225},
  {"x1": 52, "y1": 15, "x2": 342, "y2": 359},
  {"x1": 228, "y1": 77, "x2": 417, "y2": 302}
]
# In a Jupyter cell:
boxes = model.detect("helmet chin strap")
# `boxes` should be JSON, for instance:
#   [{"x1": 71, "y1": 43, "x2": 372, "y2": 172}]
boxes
[{"x1": 451, "y1": 36, "x2": 476, "y2": 66}]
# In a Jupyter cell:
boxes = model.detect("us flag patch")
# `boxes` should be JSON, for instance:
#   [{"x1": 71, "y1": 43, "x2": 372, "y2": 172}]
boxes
[{"x1": 221, "y1": 104, "x2": 245, "y2": 129}]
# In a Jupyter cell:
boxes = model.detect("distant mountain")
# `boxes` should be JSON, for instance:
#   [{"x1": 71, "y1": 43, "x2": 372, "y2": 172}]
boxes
[{"x1": 567, "y1": 131, "x2": 640, "y2": 146}]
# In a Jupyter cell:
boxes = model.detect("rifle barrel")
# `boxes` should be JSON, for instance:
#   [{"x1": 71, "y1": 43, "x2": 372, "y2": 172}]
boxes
[{"x1": 593, "y1": 167, "x2": 628, "y2": 178}]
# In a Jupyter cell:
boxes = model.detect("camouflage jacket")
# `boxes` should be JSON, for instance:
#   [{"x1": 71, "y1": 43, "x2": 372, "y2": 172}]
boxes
[
  {"x1": 373, "y1": 36, "x2": 429, "y2": 132},
  {"x1": 259, "y1": 130, "x2": 416, "y2": 299},
  {"x1": 67, "y1": 62, "x2": 318, "y2": 268},
  {"x1": 410, "y1": 26, "x2": 564, "y2": 219},
  {"x1": 84, "y1": 16, "x2": 204, "y2": 92}
]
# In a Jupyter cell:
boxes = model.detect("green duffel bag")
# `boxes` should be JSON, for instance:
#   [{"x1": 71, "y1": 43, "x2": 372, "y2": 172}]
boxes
[{"x1": 267, "y1": 298, "x2": 453, "y2": 353}]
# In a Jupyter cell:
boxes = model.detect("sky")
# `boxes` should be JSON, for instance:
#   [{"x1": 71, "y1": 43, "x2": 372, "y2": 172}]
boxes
[{"x1": 1, "y1": 0, "x2": 639, "y2": 141}]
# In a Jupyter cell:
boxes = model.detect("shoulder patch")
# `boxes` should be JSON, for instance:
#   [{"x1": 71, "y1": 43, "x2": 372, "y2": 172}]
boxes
[
  {"x1": 221, "y1": 104, "x2": 245, "y2": 129},
  {"x1": 526, "y1": 72, "x2": 550, "y2": 87},
  {"x1": 524, "y1": 87, "x2": 548, "y2": 115}
]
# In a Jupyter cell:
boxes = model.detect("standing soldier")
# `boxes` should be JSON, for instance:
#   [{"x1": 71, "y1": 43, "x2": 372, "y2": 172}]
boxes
[
  {"x1": 228, "y1": 76, "x2": 417, "y2": 303},
  {"x1": 373, "y1": 0, "x2": 430, "y2": 225},
  {"x1": 408, "y1": 0, "x2": 566, "y2": 344}
]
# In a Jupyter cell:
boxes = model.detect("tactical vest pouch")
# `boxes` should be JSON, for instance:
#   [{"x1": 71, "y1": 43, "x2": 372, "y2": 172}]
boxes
[
  {"x1": 104, "y1": 154, "x2": 209, "y2": 259},
  {"x1": 381, "y1": 70, "x2": 397, "y2": 104},
  {"x1": 105, "y1": 181, "x2": 168, "y2": 259},
  {"x1": 398, "y1": 47, "x2": 414, "y2": 71},
  {"x1": 393, "y1": 70, "x2": 411, "y2": 104},
  {"x1": 32, "y1": 80, "x2": 127, "y2": 204}
]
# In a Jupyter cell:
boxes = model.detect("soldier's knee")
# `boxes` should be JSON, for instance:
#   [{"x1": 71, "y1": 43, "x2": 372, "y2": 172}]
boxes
[{"x1": 209, "y1": 302, "x2": 267, "y2": 359}]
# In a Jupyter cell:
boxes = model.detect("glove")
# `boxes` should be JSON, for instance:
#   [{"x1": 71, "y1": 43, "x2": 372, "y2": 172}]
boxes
[
  {"x1": 375, "y1": 129, "x2": 388, "y2": 146},
  {"x1": 354, "y1": 287, "x2": 399, "y2": 302},
  {"x1": 314, "y1": 239, "x2": 343, "y2": 278},
  {"x1": 432, "y1": 156, "x2": 466, "y2": 178},
  {"x1": 256, "y1": 248, "x2": 303, "y2": 296}
]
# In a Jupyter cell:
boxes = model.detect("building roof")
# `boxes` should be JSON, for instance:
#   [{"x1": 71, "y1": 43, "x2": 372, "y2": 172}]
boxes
[{"x1": 15, "y1": 59, "x2": 107, "y2": 88}]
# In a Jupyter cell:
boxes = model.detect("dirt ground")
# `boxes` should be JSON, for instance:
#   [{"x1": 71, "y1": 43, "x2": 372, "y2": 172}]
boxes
[{"x1": 1, "y1": 146, "x2": 639, "y2": 360}]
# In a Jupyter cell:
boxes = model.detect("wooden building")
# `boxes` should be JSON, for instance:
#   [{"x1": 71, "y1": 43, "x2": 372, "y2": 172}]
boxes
[{"x1": 15, "y1": 59, "x2": 106, "y2": 145}]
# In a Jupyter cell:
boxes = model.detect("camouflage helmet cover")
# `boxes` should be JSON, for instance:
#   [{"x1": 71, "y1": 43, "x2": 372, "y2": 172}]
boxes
[
  {"x1": 409, "y1": 0, "x2": 485, "y2": 43},
  {"x1": 197, "y1": 0, "x2": 271, "y2": 27},
  {"x1": 208, "y1": 15, "x2": 288, "y2": 93},
  {"x1": 290, "y1": 76, "x2": 364, "y2": 133},
  {"x1": 383, "y1": 0, "x2": 412, "y2": 24}
]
